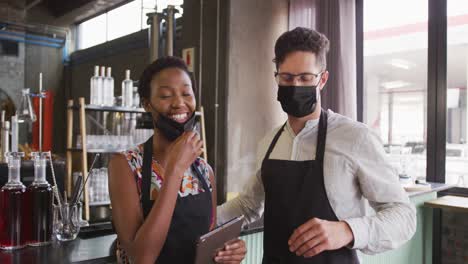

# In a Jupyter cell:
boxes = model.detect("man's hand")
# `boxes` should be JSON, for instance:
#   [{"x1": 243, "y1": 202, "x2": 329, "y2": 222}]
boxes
[
  {"x1": 214, "y1": 239, "x2": 247, "y2": 264},
  {"x1": 288, "y1": 218, "x2": 354, "y2": 257}
]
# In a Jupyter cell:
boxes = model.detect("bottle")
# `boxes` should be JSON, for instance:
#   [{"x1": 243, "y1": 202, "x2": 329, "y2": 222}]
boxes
[
  {"x1": 90, "y1": 66, "x2": 99, "y2": 105},
  {"x1": 122, "y1": 70, "x2": 133, "y2": 108},
  {"x1": 105, "y1": 67, "x2": 114, "y2": 106},
  {"x1": 133, "y1": 86, "x2": 140, "y2": 108},
  {"x1": 24, "y1": 152, "x2": 53, "y2": 246},
  {"x1": 0, "y1": 152, "x2": 26, "y2": 250},
  {"x1": 98, "y1": 66, "x2": 106, "y2": 106}
]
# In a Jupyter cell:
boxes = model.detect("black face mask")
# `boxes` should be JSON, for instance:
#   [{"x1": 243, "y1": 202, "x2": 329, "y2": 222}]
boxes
[
  {"x1": 150, "y1": 104, "x2": 197, "y2": 141},
  {"x1": 277, "y1": 85, "x2": 318, "y2": 117}
]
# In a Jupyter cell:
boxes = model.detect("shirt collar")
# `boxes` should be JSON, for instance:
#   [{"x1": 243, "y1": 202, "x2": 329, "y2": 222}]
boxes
[{"x1": 285, "y1": 115, "x2": 320, "y2": 137}]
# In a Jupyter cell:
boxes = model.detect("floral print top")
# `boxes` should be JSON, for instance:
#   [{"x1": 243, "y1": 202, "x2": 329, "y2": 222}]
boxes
[
  {"x1": 115, "y1": 144, "x2": 214, "y2": 264},
  {"x1": 123, "y1": 144, "x2": 213, "y2": 200}
]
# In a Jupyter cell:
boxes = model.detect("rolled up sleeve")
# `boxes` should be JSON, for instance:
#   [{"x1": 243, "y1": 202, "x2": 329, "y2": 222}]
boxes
[
  {"x1": 344, "y1": 128, "x2": 417, "y2": 254},
  {"x1": 217, "y1": 131, "x2": 274, "y2": 226},
  {"x1": 217, "y1": 169, "x2": 265, "y2": 226}
]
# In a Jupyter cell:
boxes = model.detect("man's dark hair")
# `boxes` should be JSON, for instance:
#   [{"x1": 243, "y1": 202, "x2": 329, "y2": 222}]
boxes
[
  {"x1": 273, "y1": 27, "x2": 330, "y2": 70},
  {"x1": 138, "y1": 56, "x2": 196, "y2": 100}
]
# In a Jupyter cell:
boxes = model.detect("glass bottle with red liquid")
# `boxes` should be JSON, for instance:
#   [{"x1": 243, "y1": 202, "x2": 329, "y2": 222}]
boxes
[
  {"x1": 24, "y1": 152, "x2": 53, "y2": 246},
  {"x1": 0, "y1": 152, "x2": 26, "y2": 250}
]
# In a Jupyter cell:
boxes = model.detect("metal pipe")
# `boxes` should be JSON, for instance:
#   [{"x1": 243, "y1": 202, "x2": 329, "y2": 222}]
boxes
[
  {"x1": 148, "y1": 12, "x2": 161, "y2": 62},
  {"x1": 0, "y1": 30, "x2": 65, "y2": 44},
  {"x1": 214, "y1": 0, "x2": 220, "y2": 176},
  {"x1": 0, "y1": 20, "x2": 69, "y2": 37},
  {"x1": 1, "y1": 121, "x2": 9, "y2": 163},
  {"x1": 198, "y1": 0, "x2": 204, "y2": 103},
  {"x1": 165, "y1": 5, "x2": 176, "y2": 56},
  {"x1": 39, "y1": 73, "x2": 43, "y2": 152},
  {"x1": 0, "y1": 35, "x2": 62, "y2": 48}
]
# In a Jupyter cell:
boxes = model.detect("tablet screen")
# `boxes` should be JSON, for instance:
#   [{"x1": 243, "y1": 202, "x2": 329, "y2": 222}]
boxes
[{"x1": 194, "y1": 215, "x2": 244, "y2": 264}]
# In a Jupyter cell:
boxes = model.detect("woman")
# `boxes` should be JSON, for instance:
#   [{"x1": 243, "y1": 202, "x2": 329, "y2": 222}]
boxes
[{"x1": 109, "y1": 56, "x2": 247, "y2": 264}]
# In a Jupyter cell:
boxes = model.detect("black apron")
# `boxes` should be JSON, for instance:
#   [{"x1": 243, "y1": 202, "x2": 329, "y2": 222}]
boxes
[
  {"x1": 141, "y1": 136, "x2": 212, "y2": 264},
  {"x1": 261, "y1": 110, "x2": 359, "y2": 264}
]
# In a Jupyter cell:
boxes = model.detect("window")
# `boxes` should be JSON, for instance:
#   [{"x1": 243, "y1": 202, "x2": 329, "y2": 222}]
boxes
[
  {"x1": 363, "y1": 0, "x2": 428, "y2": 181},
  {"x1": 78, "y1": 14, "x2": 107, "y2": 49},
  {"x1": 77, "y1": 0, "x2": 184, "y2": 50},
  {"x1": 446, "y1": 0, "x2": 468, "y2": 186},
  {"x1": 107, "y1": 1, "x2": 142, "y2": 41},
  {"x1": 0, "y1": 40, "x2": 19, "y2": 56}
]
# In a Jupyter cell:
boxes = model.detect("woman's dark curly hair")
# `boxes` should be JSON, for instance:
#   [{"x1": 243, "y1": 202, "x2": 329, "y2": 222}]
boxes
[
  {"x1": 138, "y1": 56, "x2": 196, "y2": 100},
  {"x1": 273, "y1": 27, "x2": 330, "y2": 70}
]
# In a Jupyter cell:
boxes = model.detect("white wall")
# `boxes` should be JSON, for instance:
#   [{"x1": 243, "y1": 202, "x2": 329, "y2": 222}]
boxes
[{"x1": 226, "y1": 0, "x2": 289, "y2": 193}]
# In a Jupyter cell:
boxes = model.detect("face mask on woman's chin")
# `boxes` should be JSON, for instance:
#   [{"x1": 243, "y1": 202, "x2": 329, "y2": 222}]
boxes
[{"x1": 148, "y1": 103, "x2": 196, "y2": 141}]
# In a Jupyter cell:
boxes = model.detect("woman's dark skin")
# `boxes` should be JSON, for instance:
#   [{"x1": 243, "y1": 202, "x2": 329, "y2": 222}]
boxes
[{"x1": 109, "y1": 67, "x2": 246, "y2": 264}]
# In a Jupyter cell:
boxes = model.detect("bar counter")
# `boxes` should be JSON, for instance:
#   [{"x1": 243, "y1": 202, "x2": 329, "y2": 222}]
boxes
[
  {"x1": 0, "y1": 235, "x2": 117, "y2": 264},
  {"x1": 0, "y1": 182, "x2": 455, "y2": 264}
]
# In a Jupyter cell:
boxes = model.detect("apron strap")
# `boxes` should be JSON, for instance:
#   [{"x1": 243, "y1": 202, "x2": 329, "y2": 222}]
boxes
[
  {"x1": 141, "y1": 136, "x2": 210, "y2": 219},
  {"x1": 142, "y1": 136, "x2": 153, "y2": 218},
  {"x1": 263, "y1": 123, "x2": 287, "y2": 161},
  {"x1": 315, "y1": 109, "x2": 328, "y2": 164},
  {"x1": 191, "y1": 163, "x2": 211, "y2": 194}
]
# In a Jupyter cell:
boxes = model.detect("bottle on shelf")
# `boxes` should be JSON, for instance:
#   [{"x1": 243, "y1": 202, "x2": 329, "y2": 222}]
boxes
[
  {"x1": 104, "y1": 67, "x2": 114, "y2": 106},
  {"x1": 24, "y1": 152, "x2": 53, "y2": 246},
  {"x1": 122, "y1": 70, "x2": 133, "y2": 108},
  {"x1": 90, "y1": 66, "x2": 100, "y2": 105},
  {"x1": 98, "y1": 66, "x2": 106, "y2": 106},
  {"x1": 132, "y1": 86, "x2": 140, "y2": 108},
  {"x1": 0, "y1": 151, "x2": 26, "y2": 250}
]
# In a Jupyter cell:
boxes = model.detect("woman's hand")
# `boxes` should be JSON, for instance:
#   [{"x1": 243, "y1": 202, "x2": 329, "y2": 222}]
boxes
[
  {"x1": 214, "y1": 239, "x2": 247, "y2": 264},
  {"x1": 165, "y1": 131, "x2": 203, "y2": 178}
]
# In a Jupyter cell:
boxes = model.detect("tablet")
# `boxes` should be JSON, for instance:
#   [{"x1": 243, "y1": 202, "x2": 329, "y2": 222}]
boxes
[{"x1": 194, "y1": 215, "x2": 245, "y2": 264}]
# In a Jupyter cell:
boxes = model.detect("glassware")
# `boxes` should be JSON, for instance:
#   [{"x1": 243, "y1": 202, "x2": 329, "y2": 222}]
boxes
[
  {"x1": 53, "y1": 203, "x2": 80, "y2": 242},
  {"x1": 98, "y1": 66, "x2": 106, "y2": 106},
  {"x1": 17, "y1": 88, "x2": 36, "y2": 123},
  {"x1": 100, "y1": 168, "x2": 109, "y2": 202},
  {"x1": 25, "y1": 152, "x2": 53, "y2": 246},
  {"x1": 90, "y1": 66, "x2": 100, "y2": 105},
  {"x1": 132, "y1": 86, "x2": 140, "y2": 108},
  {"x1": 0, "y1": 152, "x2": 26, "y2": 250},
  {"x1": 76, "y1": 202, "x2": 89, "y2": 227},
  {"x1": 89, "y1": 169, "x2": 99, "y2": 203},
  {"x1": 76, "y1": 135, "x2": 82, "y2": 149},
  {"x1": 104, "y1": 67, "x2": 114, "y2": 106},
  {"x1": 122, "y1": 70, "x2": 133, "y2": 108}
]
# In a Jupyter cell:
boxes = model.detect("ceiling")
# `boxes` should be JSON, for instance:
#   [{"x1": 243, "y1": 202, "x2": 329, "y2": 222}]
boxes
[
  {"x1": 1, "y1": 0, "x2": 130, "y2": 26},
  {"x1": 41, "y1": 0, "x2": 96, "y2": 17}
]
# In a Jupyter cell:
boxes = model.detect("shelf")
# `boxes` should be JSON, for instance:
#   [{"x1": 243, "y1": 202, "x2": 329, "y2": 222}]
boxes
[
  {"x1": 89, "y1": 201, "x2": 111, "y2": 206},
  {"x1": 67, "y1": 148, "x2": 125, "y2": 153},
  {"x1": 68, "y1": 104, "x2": 146, "y2": 114}
]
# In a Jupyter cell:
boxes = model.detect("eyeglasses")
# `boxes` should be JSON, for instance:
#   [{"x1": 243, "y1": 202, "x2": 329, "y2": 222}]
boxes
[{"x1": 274, "y1": 72, "x2": 323, "y2": 85}]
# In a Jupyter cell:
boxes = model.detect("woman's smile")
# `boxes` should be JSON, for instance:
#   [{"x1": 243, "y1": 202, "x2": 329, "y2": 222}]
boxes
[{"x1": 167, "y1": 112, "x2": 190, "y2": 123}]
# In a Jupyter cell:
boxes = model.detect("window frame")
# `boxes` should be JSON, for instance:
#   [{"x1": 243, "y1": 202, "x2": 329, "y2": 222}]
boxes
[
  {"x1": 75, "y1": 0, "x2": 169, "y2": 50},
  {"x1": 357, "y1": 2, "x2": 468, "y2": 262},
  {"x1": 356, "y1": 0, "x2": 458, "y2": 185}
]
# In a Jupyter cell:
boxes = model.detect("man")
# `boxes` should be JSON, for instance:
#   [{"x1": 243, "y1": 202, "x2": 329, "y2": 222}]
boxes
[{"x1": 217, "y1": 27, "x2": 416, "y2": 263}]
